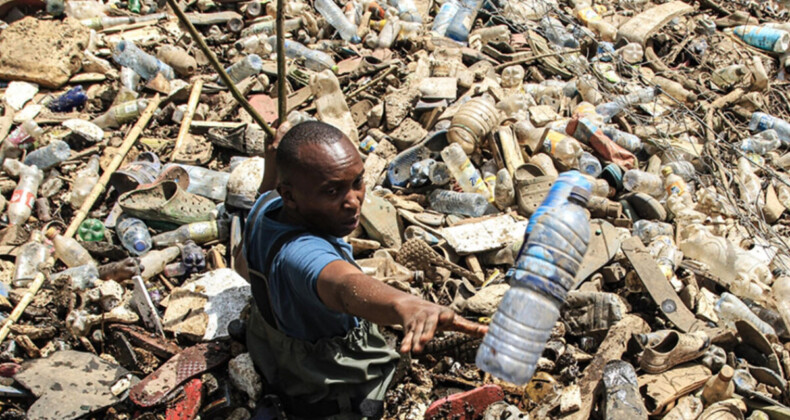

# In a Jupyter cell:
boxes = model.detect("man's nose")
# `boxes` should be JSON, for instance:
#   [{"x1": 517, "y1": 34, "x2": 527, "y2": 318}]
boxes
[{"x1": 343, "y1": 189, "x2": 363, "y2": 210}]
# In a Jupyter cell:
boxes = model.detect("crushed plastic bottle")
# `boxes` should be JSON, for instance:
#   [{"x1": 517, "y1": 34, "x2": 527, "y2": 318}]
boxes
[
  {"x1": 272, "y1": 37, "x2": 338, "y2": 72},
  {"x1": 595, "y1": 87, "x2": 657, "y2": 122},
  {"x1": 117, "y1": 215, "x2": 152, "y2": 256},
  {"x1": 24, "y1": 140, "x2": 71, "y2": 170},
  {"x1": 112, "y1": 40, "x2": 175, "y2": 81},
  {"x1": 221, "y1": 54, "x2": 263, "y2": 86},
  {"x1": 440, "y1": 143, "x2": 493, "y2": 201},
  {"x1": 715, "y1": 292, "x2": 776, "y2": 336},
  {"x1": 749, "y1": 112, "x2": 790, "y2": 144},
  {"x1": 633, "y1": 220, "x2": 674, "y2": 244},
  {"x1": 13, "y1": 230, "x2": 49, "y2": 288},
  {"x1": 623, "y1": 169, "x2": 664, "y2": 197},
  {"x1": 429, "y1": 189, "x2": 489, "y2": 217},
  {"x1": 740, "y1": 129, "x2": 781, "y2": 154},
  {"x1": 5, "y1": 120, "x2": 44, "y2": 148},
  {"x1": 543, "y1": 130, "x2": 583, "y2": 169},
  {"x1": 446, "y1": 0, "x2": 484, "y2": 42},
  {"x1": 69, "y1": 155, "x2": 100, "y2": 209},
  {"x1": 315, "y1": 0, "x2": 362, "y2": 43}
]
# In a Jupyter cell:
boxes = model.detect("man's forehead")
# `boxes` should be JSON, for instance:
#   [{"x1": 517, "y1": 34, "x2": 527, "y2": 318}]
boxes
[{"x1": 294, "y1": 138, "x2": 360, "y2": 174}]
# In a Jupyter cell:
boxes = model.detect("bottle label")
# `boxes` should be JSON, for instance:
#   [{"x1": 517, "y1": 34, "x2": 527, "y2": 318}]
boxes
[
  {"x1": 756, "y1": 114, "x2": 774, "y2": 131},
  {"x1": 544, "y1": 130, "x2": 568, "y2": 155},
  {"x1": 114, "y1": 102, "x2": 141, "y2": 123},
  {"x1": 188, "y1": 222, "x2": 218, "y2": 243},
  {"x1": 666, "y1": 180, "x2": 686, "y2": 197},
  {"x1": 577, "y1": 7, "x2": 601, "y2": 23},
  {"x1": 10, "y1": 189, "x2": 34, "y2": 208},
  {"x1": 734, "y1": 26, "x2": 785, "y2": 52}
]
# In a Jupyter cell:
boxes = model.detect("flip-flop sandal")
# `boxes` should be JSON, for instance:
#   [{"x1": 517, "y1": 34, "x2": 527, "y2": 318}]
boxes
[
  {"x1": 623, "y1": 192, "x2": 668, "y2": 221},
  {"x1": 130, "y1": 342, "x2": 228, "y2": 407},
  {"x1": 165, "y1": 378, "x2": 203, "y2": 420},
  {"x1": 172, "y1": 135, "x2": 213, "y2": 166},
  {"x1": 119, "y1": 180, "x2": 215, "y2": 225},
  {"x1": 514, "y1": 163, "x2": 557, "y2": 217},
  {"x1": 110, "y1": 152, "x2": 163, "y2": 195},
  {"x1": 139, "y1": 165, "x2": 190, "y2": 190}
]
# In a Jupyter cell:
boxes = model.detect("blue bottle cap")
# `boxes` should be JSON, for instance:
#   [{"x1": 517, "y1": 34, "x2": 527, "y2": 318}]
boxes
[{"x1": 134, "y1": 241, "x2": 147, "y2": 252}]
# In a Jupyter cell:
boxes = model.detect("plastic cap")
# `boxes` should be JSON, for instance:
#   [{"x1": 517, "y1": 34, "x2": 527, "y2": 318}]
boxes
[
  {"x1": 44, "y1": 227, "x2": 58, "y2": 239},
  {"x1": 569, "y1": 184, "x2": 592, "y2": 205},
  {"x1": 134, "y1": 241, "x2": 147, "y2": 252},
  {"x1": 661, "y1": 166, "x2": 673, "y2": 176},
  {"x1": 718, "y1": 365, "x2": 734, "y2": 381}
]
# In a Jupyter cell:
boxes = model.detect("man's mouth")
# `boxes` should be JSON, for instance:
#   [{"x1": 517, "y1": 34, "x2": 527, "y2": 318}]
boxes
[{"x1": 342, "y1": 215, "x2": 360, "y2": 229}]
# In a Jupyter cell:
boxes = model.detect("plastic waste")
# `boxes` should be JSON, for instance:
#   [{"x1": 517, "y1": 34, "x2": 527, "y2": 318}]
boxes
[
  {"x1": 526, "y1": 171, "x2": 590, "y2": 235},
  {"x1": 701, "y1": 366, "x2": 735, "y2": 405},
  {"x1": 711, "y1": 65, "x2": 748, "y2": 90},
  {"x1": 5, "y1": 160, "x2": 44, "y2": 225},
  {"x1": 431, "y1": 0, "x2": 460, "y2": 36},
  {"x1": 241, "y1": 17, "x2": 302, "y2": 37},
  {"x1": 715, "y1": 292, "x2": 776, "y2": 336},
  {"x1": 446, "y1": 0, "x2": 484, "y2": 42},
  {"x1": 152, "y1": 220, "x2": 222, "y2": 247},
  {"x1": 77, "y1": 218, "x2": 105, "y2": 241},
  {"x1": 648, "y1": 235, "x2": 682, "y2": 281},
  {"x1": 139, "y1": 246, "x2": 180, "y2": 280},
  {"x1": 315, "y1": 0, "x2": 361, "y2": 43},
  {"x1": 736, "y1": 156, "x2": 762, "y2": 205},
  {"x1": 574, "y1": 4, "x2": 617, "y2": 42},
  {"x1": 540, "y1": 16, "x2": 579, "y2": 48},
  {"x1": 595, "y1": 87, "x2": 656, "y2": 122},
  {"x1": 156, "y1": 45, "x2": 198, "y2": 77},
  {"x1": 92, "y1": 99, "x2": 149, "y2": 129},
  {"x1": 771, "y1": 275, "x2": 790, "y2": 334},
  {"x1": 53, "y1": 264, "x2": 100, "y2": 290},
  {"x1": 600, "y1": 126, "x2": 642, "y2": 153},
  {"x1": 578, "y1": 152, "x2": 602, "y2": 177},
  {"x1": 117, "y1": 215, "x2": 152, "y2": 256},
  {"x1": 543, "y1": 130, "x2": 583, "y2": 169},
  {"x1": 495, "y1": 168, "x2": 515, "y2": 208},
  {"x1": 749, "y1": 112, "x2": 790, "y2": 144},
  {"x1": 46, "y1": 227, "x2": 95, "y2": 268},
  {"x1": 13, "y1": 230, "x2": 49, "y2": 288},
  {"x1": 69, "y1": 155, "x2": 100, "y2": 209},
  {"x1": 623, "y1": 169, "x2": 664, "y2": 197},
  {"x1": 167, "y1": 164, "x2": 230, "y2": 202},
  {"x1": 48, "y1": 86, "x2": 87, "y2": 112},
  {"x1": 428, "y1": 189, "x2": 489, "y2": 217},
  {"x1": 24, "y1": 140, "x2": 71, "y2": 170},
  {"x1": 740, "y1": 129, "x2": 781, "y2": 154},
  {"x1": 274, "y1": 38, "x2": 337, "y2": 72},
  {"x1": 377, "y1": 17, "x2": 402, "y2": 49},
  {"x1": 476, "y1": 184, "x2": 592, "y2": 385},
  {"x1": 5, "y1": 120, "x2": 44, "y2": 148},
  {"x1": 112, "y1": 40, "x2": 175, "y2": 81},
  {"x1": 181, "y1": 240, "x2": 206, "y2": 274},
  {"x1": 733, "y1": 25, "x2": 790, "y2": 53},
  {"x1": 390, "y1": 0, "x2": 422, "y2": 22},
  {"x1": 440, "y1": 143, "x2": 493, "y2": 201},
  {"x1": 618, "y1": 43, "x2": 643, "y2": 64},
  {"x1": 222, "y1": 54, "x2": 263, "y2": 86},
  {"x1": 633, "y1": 220, "x2": 673, "y2": 244},
  {"x1": 662, "y1": 160, "x2": 695, "y2": 182}
]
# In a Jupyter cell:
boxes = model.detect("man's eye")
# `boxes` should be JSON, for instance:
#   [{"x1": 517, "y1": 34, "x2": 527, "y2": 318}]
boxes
[
  {"x1": 325, "y1": 188, "x2": 338, "y2": 196},
  {"x1": 353, "y1": 177, "x2": 363, "y2": 188}
]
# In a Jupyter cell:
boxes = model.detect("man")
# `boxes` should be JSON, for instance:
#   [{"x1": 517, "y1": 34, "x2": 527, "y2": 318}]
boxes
[{"x1": 239, "y1": 121, "x2": 487, "y2": 419}]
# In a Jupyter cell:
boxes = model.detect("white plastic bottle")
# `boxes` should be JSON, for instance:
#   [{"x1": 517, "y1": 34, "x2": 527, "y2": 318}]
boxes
[
  {"x1": 69, "y1": 155, "x2": 100, "y2": 209},
  {"x1": 315, "y1": 0, "x2": 362, "y2": 43},
  {"x1": 5, "y1": 160, "x2": 44, "y2": 225},
  {"x1": 543, "y1": 130, "x2": 583, "y2": 169},
  {"x1": 440, "y1": 143, "x2": 493, "y2": 202},
  {"x1": 623, "y1": 169, "x2": 663, "y2": 197}
]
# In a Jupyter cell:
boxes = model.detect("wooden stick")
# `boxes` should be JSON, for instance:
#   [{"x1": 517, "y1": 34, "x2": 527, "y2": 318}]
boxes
[
  {"x1": 0, "y1": 273, "x2": 46, "y2": 343},
  {"x1": 165, "y1": 0, "x2": 276, "y2": 137},
  {"x1": 348, "y1": 65, "x2": 396, "y2": 99},
  {"x1": 275, "y1": 0, "x2": 286, "y2": 122},
  {"x1": 171, "y1": 80, "x2": 203, "y2": 161},
  {"x1": 64, "y1": 96, "x2": 161, "y2": 238}
]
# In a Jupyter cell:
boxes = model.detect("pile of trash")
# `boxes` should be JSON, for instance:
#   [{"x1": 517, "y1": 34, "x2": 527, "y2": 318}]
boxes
[{"x1": 0, "y1": 0, "x2": 790, "y2": 416}]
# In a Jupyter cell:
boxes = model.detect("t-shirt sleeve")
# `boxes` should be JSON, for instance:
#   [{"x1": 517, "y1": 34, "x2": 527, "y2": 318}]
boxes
[{"x1": 273, "y1": 235, "x2": 345, "y2": 309}]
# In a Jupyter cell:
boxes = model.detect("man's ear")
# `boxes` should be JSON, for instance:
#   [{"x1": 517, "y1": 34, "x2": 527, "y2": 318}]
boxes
[{"x1": 277, "y1": 182, "x2": 297, "y2": 209}]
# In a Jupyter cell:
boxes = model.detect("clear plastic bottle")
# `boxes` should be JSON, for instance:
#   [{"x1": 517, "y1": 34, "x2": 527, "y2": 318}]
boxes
[
  {"x1": 595, "y1": 87, "x2": 657, "y2": 122},
  {"x1": 315, "y1": 0, "x2": 362, "y2": 43},
  {"x1": 235, "y1": 34, "x2": 274, "y2": 57},
  {"x1": 579, "y1": 152, "x2": 602, "y2": 177},
  {"x1": 6, "y1": 161, "x2": 44, "y2": 225},
  {"x1": 623, "y1": 169, "x2": 664, "y2": 197},
  {"x1": 222, "y1": 54, "x2": 263, "y2": 86},
  {"x1": 446, "y1": 0, "x2": 483, "y2": 42},
  {"x1": 92, "y1": 99, "x2": 149, "y2": 129},
  {"x1": 5, "y1": 120, "x2": 45, "y2": 148},
  {"x1": 495, "y1": 168, "x2": 515, "y2": 208},
  {"x1": 476, "y1": 185, "x2": 592, "y2": 385},
  {"x1": 601, "y1": 126, "x2": 642, "y2": 153},
  {"x1": 582, "y1": 175, "x2": 610, "y2": 197},
  {"x1": 24, "y1": 140, "x2": 71, "y2": 170},
  {"x1": 13, "y1": 230, "x2": 50, "y2": 288},
  {"x1": 633, "y1": 220, "x2": 673, "y2": 244},
  {"x1": 663, "y1": 166, "x2": 694, "y2": 208},
  {"x1": 152, "y1": 220, "x2": 222, "y2": 247},
  {"x1": 390, "y1": 0, "x2": 421, "y2": 22},
  {"x1": 647, "y1": 235, "x2": 682, "y2": 281},
  {"x1": 241, "y1": 17, "x2": 302, "y2": 37},
  {"x1": 271, "y1": 37, "x2": 337, "y2": 72},
  {"x1": 715, "y1": 292, "x2": 776, "y2": 336},
  {"x1": 139, "y1": 246, "x2": 180, "y2": 280},
  {"x1": 428, "y1": 189, "x2": 489, "y2": 217},
  {"x1": 737, "y1": 156, "x2": 762, "y2": 205},
  {"x1": 543, "y1": 130, "x2": 583, "y2": 169},
  {"x1": 662, "y1": 160, "x2": 695, "y2": 181},
  {"x1": 701, "y1": 366, "x2": 735, "y2": 405},
  {"x1": 377, "y1": 17, "x2": 402, "y2": 48},
  {"x1": 46, "y1": 227, "x2": 95, "y2": 268},
  {"x1": 526, "y1": 171, "x2": 589, "y2": 234},
  {"x1": 749, "y1": 112, "x2": 790, "y2": 144},
  {"x1": 69, "y1": 155, "x2": 100, "y2": 209},
  {"x1": 166, "y1": 164, "x2": 230, "y2": 202},
  {"x1": 741, "y1": 129, "x2": 782, "y2": 154},
  {"x1": 431, "y1": 0, "x2": 460, "y2": 36},
  {"x1": 440, "y1": 143, "x2": 493, "y2": 201},
  {"x1": 574, "y1": 4, "x2": 617, "y2": 42},
  {"x1": 53, "y1": 264, "x2": 100, "y2": 290},
  {"x1": 117, "y1": 215, "x2": 152, "y2": 256},
  {"x1": 112, "y1": 40, "x2": 175, "y2": 81},
  {"x1": 540, "y1": 16, "x2": 579, "y2": 48}
]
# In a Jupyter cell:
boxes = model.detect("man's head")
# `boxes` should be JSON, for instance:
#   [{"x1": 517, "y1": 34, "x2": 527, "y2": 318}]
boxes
[{"x1": 276, "y1": 121, "x2": 365, "y2": 237}]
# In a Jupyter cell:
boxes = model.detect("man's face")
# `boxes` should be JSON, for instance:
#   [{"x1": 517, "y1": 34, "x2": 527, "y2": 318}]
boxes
[{"x1": 279, "y1": 137, "x2": 366, "y2": 237}]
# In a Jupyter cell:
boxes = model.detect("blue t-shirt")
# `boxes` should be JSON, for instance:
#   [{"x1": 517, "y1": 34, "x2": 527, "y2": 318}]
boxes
[{"x1": 246, "y1": 193, "x2": 359, "y2": 342}]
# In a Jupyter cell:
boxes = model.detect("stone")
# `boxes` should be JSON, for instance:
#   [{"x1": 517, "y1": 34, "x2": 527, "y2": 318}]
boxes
[
  {"x1": 228, "y1": 353, "x2": 263, "y2": 403},
  {"x1": 388, "y1": 117, "x2": 427, "y2": 150},
  {"x1": 464, "y1": 284, "x2": 509, "y2": 316},
  {"x1": 528, "y1": 105, "x2": 560, "y2": 127}
]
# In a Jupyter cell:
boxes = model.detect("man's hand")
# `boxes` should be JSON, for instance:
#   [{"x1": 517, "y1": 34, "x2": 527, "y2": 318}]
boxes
[
  {"x1": 396, "y1": 297, "x2": 488, "y2": 354},
  {"x1": 260, "y1": 121, "x2": 292, "y2": 194},
  {"x1": 266, "y1": 121, "x2": 292, "y2": 155}
]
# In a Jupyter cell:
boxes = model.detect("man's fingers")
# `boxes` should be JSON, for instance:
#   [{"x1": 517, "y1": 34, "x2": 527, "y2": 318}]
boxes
[
  {"x1": 446, "y1": 316, "x2": 489, "y2": 337},
  {"x1": 410, "y1": 318, "x2": 426, "y2": 353},
  {"x1": 400, "y1": 330, "x2": 414, "y2": 354},
  {"x1": 419, "y1": 316, "x2": 438, "y2": 349}
]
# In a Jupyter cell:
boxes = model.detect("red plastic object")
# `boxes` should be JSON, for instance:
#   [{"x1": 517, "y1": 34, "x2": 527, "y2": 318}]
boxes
[
  {"x1": 425, "y1": 384, "x2": 505, "y2": 420},
  {"x1": 165, "y1": 378, "x2": 203, "y2": 420}
]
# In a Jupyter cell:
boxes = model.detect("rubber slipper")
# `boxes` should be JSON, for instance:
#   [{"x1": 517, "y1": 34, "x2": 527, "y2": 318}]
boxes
[
  {"x1": 110, "y1": 152, "x2": 162, "y2": 195},
  {"x1": 425, "y1": 385, "x2": 504, "y2": 420},
  {"x1": 130, "y1": 342, "x2": 228, "y2": 407},
  {"x1": 623, "y1": 192, "x2": 667, "y2": 221},
  {"x1": 514, "y1": 163, "x2": 556, "y2": 217},
  {"x1": 119, "y1": 180, "x2": 215, "y2": 225},
  {"x1": 165, "y1": 378, "x2": 203, "y2": 420}
]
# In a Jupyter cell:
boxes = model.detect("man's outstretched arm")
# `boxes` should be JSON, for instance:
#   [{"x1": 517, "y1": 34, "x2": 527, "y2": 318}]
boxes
[{"x1": 316, "y1": 260, "x2": 488, "y2": 354}]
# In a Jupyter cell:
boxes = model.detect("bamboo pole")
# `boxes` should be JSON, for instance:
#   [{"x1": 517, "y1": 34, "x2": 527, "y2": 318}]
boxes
[
  {"x1": 0, "y1": 273, "x2": 46, "y2": 343},
  {"x1": 171, "y1": 79, "x2": 203, "y2": 161},
  {"x1": 64, "y1": 96, "x2": 161, "y2": 238},
  {"x1": 165, "y1": 0, "x2": 276, "y2": 137},
  {"x1": 275, "y1": 0, "x2": 286, "y2": 122}
]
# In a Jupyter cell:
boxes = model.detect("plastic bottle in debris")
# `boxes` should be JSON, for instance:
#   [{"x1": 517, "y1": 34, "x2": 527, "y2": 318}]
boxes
[
  {"x1": 574, "y1": 3, "x2": 617, "y2": 42},
  {"x1": 409, "y1": 159, "x2": 437, "y2": 187},
  {"x1": 69, "y1": 155, "x2": 100, "y2": 209},
  {"x1": 24, "y1": 140, "x2": 71, "y2": 170},
  {"x1": 315, "y1": 0, "x2": 361, "y2": 43},
  {"x1": 716, "y1": 292, "x2": 776, "y2": 336},
  {"x1": 268, "y1": 37, "x2": 337, "y2": 73},
  {"x1": 648, "y1": 236, "x2": 682, "y2": 281},
  {"x1": 445, "y1": 0, "x2": 483, "y2": 42},
  {"x1": 152, "y1": 220, "x2": 222, "y2": 247},
  {"x1": 91, "y1": 99, "x2": 149, "y2": 129},
  {"x1": 633, "y1": 220, "x2": 673, "y2": 244},
  {"x1": 740, "y1": 130, "x2": 781, "y2": 154},
  {"x1": 595, "y1": 87, "x2": 656, "y2": 122},
  {"x1": 653, "y1": 76, "x2": 697, "y2": 103},
  {"x1": 390, "y1": 0, "x2": 421, "y2": 22},
  {"x1": 749, "y1": 112, "x2": 790, "y2": 144},
  {"x1": 663, "y1": 160, "x2": 695, "y2": 181},
  {"x1": 476, "y1": 185, "x2": 592, "y2": 385},
  {"x1": 235, "y1": 33, "x2": 274, "y2": 57},
  {"x1": 47, "y1": 86, "x2": 88, "y2": 112},
  {"x1": 5, "y1": 120, "x2": 45, "y2": 148},
  {"x1": 540, "y1": 16, "x2": 579, "y2": 48},
  {"x1": 582, "y1": 175, "x2": 611, "y2": 198},
  {"x1": 222, "y1": 54, "x2": 263, "y2": 86},
  {"x1": 140, "y1": 246, "x2": 180, "y2": 279},
  {"x1": 623, "y1": 169, "x2": 664, "y2": 197},
  {"x1": 440, "y1": 143, "x2": 493, "y2": 201},
  {"x1": 601, "y1": 126, "x2": 642, "y2": 153},
  {"x1": 495, "y1": 168, "x2": 515, "y2": 208},
  {"x1": 732, "y1": 25, "x2": 790, "y2": 53},
  {"x1": 242, "y1": 17, "x2": 302, "y2": 37},
  {"x1": 428, "y1": 189, "x2": 489, "y2": 217},
  {"x1": 663, "y1": 166, "x2": 694, "y2": 208},
  {"x1": 543, "y1": 130, "x2": 582, "y2": 169},
  {"x1": 431, "y1": 0, "x2": 460, "y2": 36},
  {"x1": 377, "y1": 17, "x2": 402, "y2": 48},
  {"x1": 112, "y1": 40, "x2": 175, "y2": 80},
  {"x1": 166, "y1": 164, "x2": 230, "y2": 202},
  {"x1": 701, "y1": 365, "x2": 735, "y2": 405},
  {"x1": 579, "y1": 152, "x2": 602, "y2": 177},
  {"x1": 711, "y1": 65, "x2": 748, "y2": 90},
  {"x1": 181, "y1": 240, "x2": 206, "y2": 274},
  {"x1": 6, "y1": 161, "x2": 44, "y2": 225},
  {"x1": 117, "y1": 215, "x2": 152, "y2": 256},
  {"x1": 13, "y1": 230, "x2": 49, "y2": 288},
  {"x1": 54, "y1": 264, "x2": 100, "y2": 290},
  {"x1": 156, "y1": 45, "x2": 198, "y2": 77},
  {"x1": 737, "y1": 157, "x2": 762, "y2": 205},
  {"x1": 618, "y1": 42, "x2": 644, "y2": 64},
  {"x1": 46, "y1": 228, "x2": 95, "y2": 268},
  {"x1": 526, "y1": 171, "x2": 589, "y2": 235}
]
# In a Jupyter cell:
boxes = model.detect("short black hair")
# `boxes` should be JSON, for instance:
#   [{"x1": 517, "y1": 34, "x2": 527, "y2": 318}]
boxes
[{"x1": 276, "y1": 121, "x2": 347, "y2": 180}]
